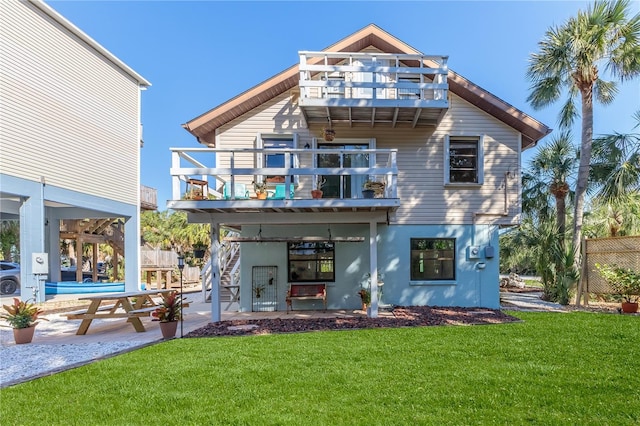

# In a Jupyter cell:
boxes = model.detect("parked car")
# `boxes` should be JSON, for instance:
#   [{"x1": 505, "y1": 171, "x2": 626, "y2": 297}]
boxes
[{"x1": 0, "y1": 261, "x2": 20, "y2": 295}]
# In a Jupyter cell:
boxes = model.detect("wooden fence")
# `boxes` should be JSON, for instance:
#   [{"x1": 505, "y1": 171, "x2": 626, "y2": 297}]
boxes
[
  {"x1": 141, "y1": 248, "x2": 201, "y2": 286},
  {"x1": 577, "y1": 235, "x2": 640, "y2": 304}
]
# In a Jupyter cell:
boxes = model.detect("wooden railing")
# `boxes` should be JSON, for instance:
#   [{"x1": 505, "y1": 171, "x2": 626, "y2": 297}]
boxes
[
  {"x1": 140, "y1": 184, "x2": 157, "y2": 210},
  {"x1": 169, "y1": 147, "x2": 398, "y2": 201},
  {"x1": 141, "y1": 248, "x2": 177, "y2": 268},
  {"x1": 298, "y1": 51, "x2": 448, "y2": 105}
]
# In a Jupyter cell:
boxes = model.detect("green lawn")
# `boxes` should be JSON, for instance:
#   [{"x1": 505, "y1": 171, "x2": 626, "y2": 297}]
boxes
[{"x1": 2, "y1": 311, "x2": 639, "y2": 425}]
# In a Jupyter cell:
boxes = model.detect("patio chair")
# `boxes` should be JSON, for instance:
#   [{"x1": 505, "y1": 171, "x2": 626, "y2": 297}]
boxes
[
  {"x1": 268, "y1": 184, "x2": 295, "y2": 200},
  {"x1": 223, "y1": 183, "x2": 250, "y2": 200}
]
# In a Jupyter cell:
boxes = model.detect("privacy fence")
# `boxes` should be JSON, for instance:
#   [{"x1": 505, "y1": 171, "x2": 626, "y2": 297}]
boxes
[{"x1": 577, "y1": 235, "x2": 640, "y2": 304}]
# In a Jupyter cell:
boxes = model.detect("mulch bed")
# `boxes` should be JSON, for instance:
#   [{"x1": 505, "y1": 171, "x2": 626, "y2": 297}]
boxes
[{"x1": 185, "y1": 306, "x2": 521, "y2": 338}]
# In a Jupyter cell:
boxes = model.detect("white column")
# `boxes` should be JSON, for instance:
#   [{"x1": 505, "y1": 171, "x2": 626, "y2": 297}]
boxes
[
  {"x1": 210, "y1": 222, "x2": 221, "y2": 322},
  {"x1": 369, "y1": 220, "x2": 378, "y2": 318}
]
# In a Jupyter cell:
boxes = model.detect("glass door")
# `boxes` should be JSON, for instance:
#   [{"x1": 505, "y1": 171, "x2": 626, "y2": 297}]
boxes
[{"x1": 317, "y1": 143, "x2": 369, "y2": 198}]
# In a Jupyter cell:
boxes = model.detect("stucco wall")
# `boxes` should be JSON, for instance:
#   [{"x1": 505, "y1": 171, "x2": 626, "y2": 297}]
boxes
[{"x1": 236, "y1": 223, "x2": 500, "y2": 312}]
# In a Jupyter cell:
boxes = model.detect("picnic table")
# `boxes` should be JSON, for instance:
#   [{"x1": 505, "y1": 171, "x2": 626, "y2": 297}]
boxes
[{"x1": 65, "y1": 289, "x2": 176, "y2": 335}]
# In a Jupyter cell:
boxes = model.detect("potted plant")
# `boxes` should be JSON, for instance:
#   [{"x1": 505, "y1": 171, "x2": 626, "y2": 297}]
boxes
[
  {"x1": 254, "y1": 285, "x2": 265, "y2": 299},
  {"x1": 311, "y1": 177, "x2": 326, "y2": 199},
  {"x1": 363, "y1": 180, "x2": 385, "y2": 198},
  {"x1": 152, "y1": 291, "x2": 183, "y2": 339},
  {"x1": 595, "y1": 263, "x2": 640, "y2": 313},
  {"x1": 253, "y1": 181, "x2": 268, "y2": 199},
  {"x1": 322, "y1": 127, "x2": 335, "y2": 141},
  {"x1": 193, "y1": 241, "x2": 207, "y2": 259},
  {"x1": 1, "y1": 298, "x2": 48, "y2": 344},
  {"x1": 357, "y1": 288, "x2": 371, "y2": 310}
]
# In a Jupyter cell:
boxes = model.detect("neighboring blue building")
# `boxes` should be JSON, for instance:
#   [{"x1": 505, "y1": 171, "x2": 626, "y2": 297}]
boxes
[{"x1": 168, "y1": 25, "x2": 550, "y2": 321}]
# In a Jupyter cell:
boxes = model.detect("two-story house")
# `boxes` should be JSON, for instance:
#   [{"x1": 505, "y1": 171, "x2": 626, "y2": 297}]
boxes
[
  {"x1": 169, "y1": 24, "x2": 550, "y2": 320},
  {"x1": 0, "y1": 0, "x2": 150, "y2": 300}
]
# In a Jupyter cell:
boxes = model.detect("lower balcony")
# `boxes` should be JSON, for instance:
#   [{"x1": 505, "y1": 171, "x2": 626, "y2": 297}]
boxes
[{"x1": 167, "y1": 147, "x2": 400, "y2": 215}]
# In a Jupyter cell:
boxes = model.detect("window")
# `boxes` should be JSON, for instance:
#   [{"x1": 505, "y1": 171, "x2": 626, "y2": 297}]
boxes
[
  {"x1": 410, "y1": 238, "x2": 455, "y2": 281},
  {"x1": 257, "y1": 134, "x2": 298, "y2": 183},
  {"x1": 288, "y1": 242, "x2": 335, "y2": 282},
  {"x1": 445, "y1": 136, "x2": 484, "y2": 184}
]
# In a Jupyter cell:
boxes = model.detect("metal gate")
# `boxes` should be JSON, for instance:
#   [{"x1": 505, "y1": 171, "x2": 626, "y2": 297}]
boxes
[{"x1": 252, "y1": 266, "x2": 278, "y2": 312}]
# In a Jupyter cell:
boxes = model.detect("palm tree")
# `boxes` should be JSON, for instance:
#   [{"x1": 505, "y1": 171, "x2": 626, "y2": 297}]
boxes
[
  {"x1": 590, "y1": 110, "x2": 640, "y2": 203},
  {"x1": 528, "y1": 132, "x2": 579, "y2": 240},
  {"x1": 526, "y1": 0, "x2": 640, "y2": 262}
]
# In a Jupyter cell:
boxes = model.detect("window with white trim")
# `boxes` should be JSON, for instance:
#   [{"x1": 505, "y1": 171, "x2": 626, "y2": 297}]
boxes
[
  {"x1": 445, "y1": 136, "x2": 484, "y2": 184},
  {"x1": 256, "y1": 134, "x2": 298, "y2": 184},
  {"x1": 410, "y1": 238, "x2": 456, "y2": 281}
]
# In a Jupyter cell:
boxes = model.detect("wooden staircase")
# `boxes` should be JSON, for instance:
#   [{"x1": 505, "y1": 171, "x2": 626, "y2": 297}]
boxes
[{"x1": 202, "y1": 233, "x2": 241, "y2": 309}]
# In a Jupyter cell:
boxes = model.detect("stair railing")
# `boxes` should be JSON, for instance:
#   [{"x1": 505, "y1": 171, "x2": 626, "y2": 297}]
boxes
[{"x1": 201, "y1": 230, "x2": 241, "y2": 302}]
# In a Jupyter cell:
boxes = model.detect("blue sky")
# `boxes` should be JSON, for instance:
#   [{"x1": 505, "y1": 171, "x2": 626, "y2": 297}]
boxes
[{"x1": 48, "y1": 0, "x2": 639, "y2": 210}]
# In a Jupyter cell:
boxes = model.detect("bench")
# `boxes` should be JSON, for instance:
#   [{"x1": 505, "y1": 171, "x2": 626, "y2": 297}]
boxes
[
  {"x1": 286, "y1": 283, "x2": 326, "y2": 313},
  {"x1": 64, "y1": 301, "x2": 190, "y2": 320},
  {"x1": 63, "y1": 304, "x2": 117, "y2": 319}
]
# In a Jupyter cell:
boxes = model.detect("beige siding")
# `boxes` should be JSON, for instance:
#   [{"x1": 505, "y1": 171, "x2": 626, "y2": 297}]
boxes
[
  {"x1": 216, "y1": 94, "x2": 312, "y2": 193},
  {"x1": 0, "y1": 2, "x2": 140, "y2": 205},
  {"x1": 217, "y1": 91, "x2": 521, "y2": 225}
]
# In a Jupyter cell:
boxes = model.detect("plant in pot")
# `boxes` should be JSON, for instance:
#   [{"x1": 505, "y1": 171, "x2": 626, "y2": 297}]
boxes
[
  {"x1": 363, "y1": 180, "x2": 385, "y2": 198},
  {"x1": 322, "y1": 127, "x2": 335, "y2": 141},
  {"x1": 595, "y1": 263, "x2": 640, "y2": 313},
  {"x1": 192, "y1": 241, "x2": 207, "y2": 259},
  {"x1": 311, "y1": 177, "x2": 326, "y2": 199},
  {"x1": 152, "y1": 291, "x2": 183, "y2": 339},
  {"x1": 357, "y1": 287, "x2": 371, "y2": 310},
  {"x1": 1, "y1": 298, "x2": 48, "y2": 344},
  {"x1": 253, "y1": 181, "x2": 268, "y2": 199}
]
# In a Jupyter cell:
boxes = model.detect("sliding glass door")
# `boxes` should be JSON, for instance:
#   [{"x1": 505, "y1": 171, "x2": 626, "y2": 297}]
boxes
[{"x1": 317, "y1": 143, "x2": 369, "y2": 198}]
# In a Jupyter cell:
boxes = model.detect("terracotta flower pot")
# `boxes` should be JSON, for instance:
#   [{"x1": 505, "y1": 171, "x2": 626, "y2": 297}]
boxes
[
  {"x1": 621, "y1": 302, "x2": 638, "y2": 313},
  {"x1": 311, "y1": 190, "x2": 323, "y2": 199},
  {"x1": 257, "y1": 192, "x2": 267, "y2": 200},
  {"x1": 159, "y1": 321, "x2": 178, "y2": 339},
  {"x1": 13, "y1": 326, "x2": 36, "y2": 344}
]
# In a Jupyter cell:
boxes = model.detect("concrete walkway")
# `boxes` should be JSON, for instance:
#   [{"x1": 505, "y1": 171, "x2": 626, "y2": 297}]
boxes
[{"x1": 500, "y1": 291, "x2": 567, "y2": 312}]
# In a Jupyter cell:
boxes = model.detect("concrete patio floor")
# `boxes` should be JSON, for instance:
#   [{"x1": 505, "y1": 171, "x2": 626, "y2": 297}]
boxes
[{"x1": 0, "y1": 290, "x2": 376, "y2": 347}]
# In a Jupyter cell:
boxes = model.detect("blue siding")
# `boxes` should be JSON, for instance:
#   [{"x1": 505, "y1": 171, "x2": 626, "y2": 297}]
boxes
[{"x1": 237, "y1": 223, "x2": 500, "y2": 312}]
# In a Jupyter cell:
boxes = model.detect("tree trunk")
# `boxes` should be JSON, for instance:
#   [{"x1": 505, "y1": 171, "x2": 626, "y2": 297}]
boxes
[
  {"x1": 556, "y1": 194, "x2": 566, "y2": 243},
  {"x1": 572, "y1": 88, "x2": 594, "y2": 264}
]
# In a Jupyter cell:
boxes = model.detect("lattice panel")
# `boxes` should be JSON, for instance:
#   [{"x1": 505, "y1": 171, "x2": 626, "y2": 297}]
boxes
[
  {"x1": 252, "y1": 266, "x2": 278, "y2": 312},
  {"x1": 584, "y1": 236, "x2": 640, "y2": 294}
]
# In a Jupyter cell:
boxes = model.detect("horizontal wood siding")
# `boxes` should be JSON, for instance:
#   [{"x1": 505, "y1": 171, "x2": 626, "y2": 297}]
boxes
[
  {"x1": 216, "y1": 93, "x2": 312, "y2": 192},
  {"x1": 217, "y1": 90, "x2": 521, "y2": 225},
  {"x1": 393, "y1": 94, "x2": 521, "y2": 225},
  {"x1": 0, "y1": 2, "x2": 140, "y2": 205}
]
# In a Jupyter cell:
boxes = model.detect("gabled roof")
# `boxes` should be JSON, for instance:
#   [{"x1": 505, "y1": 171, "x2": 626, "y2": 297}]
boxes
[{"x1": 183, "y1": 24, "x2": 550, "y2": 149}]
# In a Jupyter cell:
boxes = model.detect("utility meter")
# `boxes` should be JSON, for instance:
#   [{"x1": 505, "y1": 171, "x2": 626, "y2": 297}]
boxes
[
  {"x1": 467, "y1": 246, "x2": 481, "y2": 260},
  {"x1": 32, "y1": 253, "x2": 49, "y2": 275}
]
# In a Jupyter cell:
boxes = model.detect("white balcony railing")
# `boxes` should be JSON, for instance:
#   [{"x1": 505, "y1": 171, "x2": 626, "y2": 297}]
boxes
[
  {"x1": 169, "y1": 148, "x2": 398, "y2": 202},
  {"x1": 298, "y1": 51, "x2": 449, "y2": 107}
]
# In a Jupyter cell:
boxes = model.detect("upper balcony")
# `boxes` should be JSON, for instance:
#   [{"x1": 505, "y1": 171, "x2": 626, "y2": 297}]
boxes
[
  {"x1": 167, "y1": 147, "x2": 399, "y2": 218},
  {"x1": 140, "y1": 184, "x2": 158, "y2": 210},
  {"x1": 298, "y1": 51, "x2": 449, "y2": 129}
]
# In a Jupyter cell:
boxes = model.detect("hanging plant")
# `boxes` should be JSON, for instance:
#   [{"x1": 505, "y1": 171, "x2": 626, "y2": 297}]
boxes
[{"x1": 322, "y1": 127, "x2": 335, "y2": 141}]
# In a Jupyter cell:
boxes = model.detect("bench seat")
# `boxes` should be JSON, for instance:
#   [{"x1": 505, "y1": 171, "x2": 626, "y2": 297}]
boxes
[
  {"x1": 286, "y1": 283, "x2": 326, "y2": 313},
  {"x1": 63, "y1": 304, "x2": 116, "y2": 319}
]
